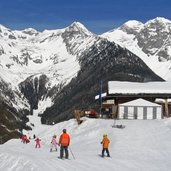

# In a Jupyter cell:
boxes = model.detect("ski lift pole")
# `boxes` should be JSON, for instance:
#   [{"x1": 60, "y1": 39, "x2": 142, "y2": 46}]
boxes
[
  {"x1": 113, "y1": 117, "x2": 116, "y2": 127},
  {"x1": 99, "y1": 80, "x2": 103, "y2": 117},
  {"x1": 69, "y1": 146, "x2": 75, "y2": 160}
]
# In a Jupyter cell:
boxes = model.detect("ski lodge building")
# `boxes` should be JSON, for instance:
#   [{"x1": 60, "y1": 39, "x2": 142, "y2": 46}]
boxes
[{"x1": 96, "y1": 81, "x2": 171, "y2": 119}]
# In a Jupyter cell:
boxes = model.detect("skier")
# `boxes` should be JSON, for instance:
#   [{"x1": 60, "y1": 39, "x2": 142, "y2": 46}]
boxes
[
  {"x1": 58, "y1": 129, "x2": 70, "y2": 159},
  {"x1": 35, "y1": 137, "x2": 41, "y2": 148},
  {"x1": 21, "y1": 134, "x2": 27, "y2": 144},
  {"x1": 100, "y1": 134, "x2": 110, "y2": 157},
  {"x1": 50, "y1": 135, "x2": 58, "y2": 152},
  {"x1": 25, "y1": 137, "x2": 30, "y2": 144},
  {"x1": 33, "y1": 134, "x2": 36, "y2": 139}
]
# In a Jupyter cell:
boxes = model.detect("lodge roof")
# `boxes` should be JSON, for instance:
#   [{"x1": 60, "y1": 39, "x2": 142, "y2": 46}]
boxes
[
  {"x1": 108, "y1": 81, "x2": 171, "y2": 95},
  {"x1": 119, "y1": 98, "x2": 161, "y2": 107}
]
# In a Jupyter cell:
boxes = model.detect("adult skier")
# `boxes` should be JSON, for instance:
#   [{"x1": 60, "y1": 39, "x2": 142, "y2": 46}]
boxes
[
  {"x1": 101, "y1": 134, "x2": 110, "y2": 157},
  {"x1": 58, "y1": 129, "x2": 70, "y2": 159},
  {"x1": 33, "y1": 134, "x2": 36, "y2": 139}
]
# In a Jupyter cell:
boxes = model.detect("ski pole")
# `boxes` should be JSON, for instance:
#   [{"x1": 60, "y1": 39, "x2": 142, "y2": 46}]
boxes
[
  {"x1": 113, "y1": 118, "x2": 116, "y2": 127},
  {"x1": 69, "y1": 146, "x2": 75, "y2": 160}
]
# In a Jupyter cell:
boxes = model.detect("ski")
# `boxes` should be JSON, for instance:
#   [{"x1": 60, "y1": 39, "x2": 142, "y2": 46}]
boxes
[
  {"x1": 58, "y1": 157, "x2": 65, "y2": 160},
  {"x1": 50, "y1": 150, "x2": 57, "y2": 152},
  {"x1": 58, "y1": 157, "x2": 71, "y2": 160},
  {"x1": 98, "y1": 154, "x2": 111, "y2": 158},
  {"x1": 112, "y1": 124, "x2": 125, "y2": 129}
]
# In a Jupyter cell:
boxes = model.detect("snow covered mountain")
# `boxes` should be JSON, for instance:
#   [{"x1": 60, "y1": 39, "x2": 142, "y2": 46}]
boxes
[
  {"x1": 101, "y1": 17, "x2": 171, "y2": 81},
  {"x1": 0, "y1": 21, "x2": 99, "y2": 107},
  {"x1": 0, "y1": 22, "x2": 98, "y2": 141},
  {"x1": 0, "y1": 21, "x2": 164, "y2": 142},
  {"x1": 41, "y1": 37, "x2": 164, "y2": 125},
  {"x1": 0, "y1": 22, "x2": 96, "y2": 87}
]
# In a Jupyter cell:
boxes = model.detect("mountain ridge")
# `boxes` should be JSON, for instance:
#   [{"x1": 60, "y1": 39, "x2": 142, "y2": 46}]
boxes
[
  {"x1": 0, "y1": 18, "x2": 167, "y2": 142},
  {"x1": 101, "y1": 17, "x2": 171, "y2": 81}
]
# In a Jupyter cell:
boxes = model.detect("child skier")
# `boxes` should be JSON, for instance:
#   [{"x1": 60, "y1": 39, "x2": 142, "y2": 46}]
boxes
[
  {"x1": 100, "y1": 134, "x2": 110, "y2": 157},
  {"x1": 21, "y1": 134, "x2": 27, "y2": 144},
  {"x1": 35, "y1": 137, "x2": 41, "y2": 148},
  {"x1": 50, "y1": 135, "x2": 58, "y2": 152}
]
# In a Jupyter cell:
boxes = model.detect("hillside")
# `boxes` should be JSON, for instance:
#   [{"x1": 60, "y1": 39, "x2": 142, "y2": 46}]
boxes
[
  {"x1": 0, "y1": 111, "x2": 171, "y2": 171},
  {"x1": 41, "y1": 39, "x2": 163, "y2": 124}
]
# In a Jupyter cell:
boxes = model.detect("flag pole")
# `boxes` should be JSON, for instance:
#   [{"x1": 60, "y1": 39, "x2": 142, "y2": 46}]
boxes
[{"x1": 100, "y1": 80, "x2": 102, "y2": 117}]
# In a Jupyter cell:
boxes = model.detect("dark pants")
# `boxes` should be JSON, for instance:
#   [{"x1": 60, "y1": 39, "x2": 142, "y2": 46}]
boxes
[
  {"x1": 102, "y1": 148, "x2": 110, "y2": 157},
  {"x1": 60, "y1": 146, "x2": 69, "y2": 159}
]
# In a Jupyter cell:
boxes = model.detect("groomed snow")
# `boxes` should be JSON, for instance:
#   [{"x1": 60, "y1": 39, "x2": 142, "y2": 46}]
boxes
[{"x1": 1, "y1": 110, "x2": 171, "y2": 171}]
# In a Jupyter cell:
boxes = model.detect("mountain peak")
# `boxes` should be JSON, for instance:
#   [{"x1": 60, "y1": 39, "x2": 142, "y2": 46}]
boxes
[
  {"x1": 119, "y1": 20, "x2": 143, "y2": 34},
  {"x1": 123, "y1": 20, "x2": 143, "y2": 28},
  {"x1": 152, "y1": 17, "x2": 171, "y2": 23},
  {"x1": 22, "y1": 28, "x2": 39, "y2": 36},
  {"x1": 71, "y1": 21, "x2": 85, "y2": 28},
  {"x1": 145, "y1": 17, "x2": 171, "y2": 26},
  {"x1": 67, "y1": 21, "x2": 93, "y2": 36}
]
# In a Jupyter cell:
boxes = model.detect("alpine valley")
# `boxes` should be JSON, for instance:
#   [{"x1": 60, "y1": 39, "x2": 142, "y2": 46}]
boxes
[{"x1": 0, "y1": 17, "x2": 171, "y2": 142}]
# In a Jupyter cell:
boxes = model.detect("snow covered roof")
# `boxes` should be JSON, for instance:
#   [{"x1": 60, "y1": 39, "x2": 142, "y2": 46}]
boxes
[
  {"x1": 155, "y1": 98, "x2": 171, "y2": 103},
  {"x1": 108, "y1": 81, "x2": 171, "y2": 94},
  {"x1": 119, "y1": 98, "x2": 161, "y2": 107}
]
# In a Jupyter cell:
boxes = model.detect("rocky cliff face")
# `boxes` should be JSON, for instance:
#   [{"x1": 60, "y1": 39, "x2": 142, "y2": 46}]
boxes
[
  {"x1": 136, "y1": 18, "x2": 171, "y2": 61},
  {"x1": 0, "y1": 78, "x2": 30, "y2": 143},
  {"x1": 19, "y1": 74, "x2": 49, "y2": 114}
]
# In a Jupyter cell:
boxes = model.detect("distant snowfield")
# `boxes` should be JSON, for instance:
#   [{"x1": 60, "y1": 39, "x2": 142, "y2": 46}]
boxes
[{"x1": 1, "y1": 113, "x2": 171, "y2": 171}]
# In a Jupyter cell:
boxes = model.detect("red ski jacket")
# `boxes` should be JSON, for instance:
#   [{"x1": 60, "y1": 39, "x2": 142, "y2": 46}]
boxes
[{"x1": 59, "y1": 133, "x2": 70, "y2": 147}]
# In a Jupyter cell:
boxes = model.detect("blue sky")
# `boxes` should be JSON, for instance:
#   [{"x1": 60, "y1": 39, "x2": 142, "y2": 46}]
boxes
[{"x1": 0, "y1": 0, "x2": 171, "y2": 34}]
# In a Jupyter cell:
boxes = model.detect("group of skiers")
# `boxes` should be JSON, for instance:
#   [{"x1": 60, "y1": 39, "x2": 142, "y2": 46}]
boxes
[
  {"x1": 21, "y1": 129, "x2": 71, "y2": 159},
  {"x1": 21, "y1": 129, "x2": 110, "y2": 159},
  {"x1": 21, "y1": 134, "x2": 30, "y2": 144}
]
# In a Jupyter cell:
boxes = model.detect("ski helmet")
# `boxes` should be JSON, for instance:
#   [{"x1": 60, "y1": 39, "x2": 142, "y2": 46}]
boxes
[{"x1": 103, "y1": 134, "x2": 107, "y2": 137}]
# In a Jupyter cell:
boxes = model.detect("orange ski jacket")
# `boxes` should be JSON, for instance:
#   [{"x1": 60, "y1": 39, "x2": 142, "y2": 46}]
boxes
[
  {"x1": 101, "y1": 137, "x2": 110, "y2": 148},
  {"x1": 59, "y1": 133, "x2": 70, "y2": 146}
]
